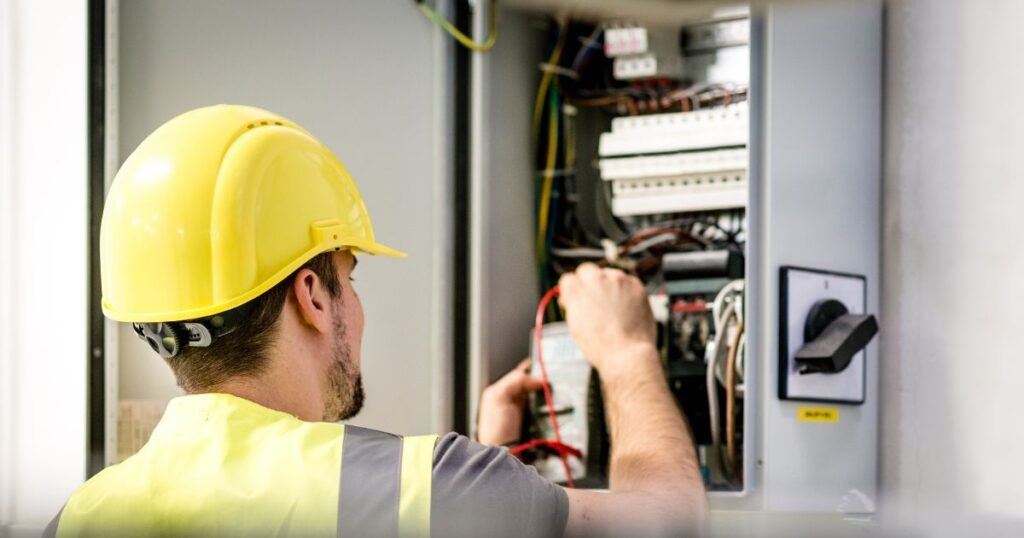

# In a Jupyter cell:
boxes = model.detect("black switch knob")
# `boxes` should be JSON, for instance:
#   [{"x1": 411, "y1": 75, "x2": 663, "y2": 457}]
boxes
[{"x1": 795, "y1": 299, "x2": 878, "y2": 374}]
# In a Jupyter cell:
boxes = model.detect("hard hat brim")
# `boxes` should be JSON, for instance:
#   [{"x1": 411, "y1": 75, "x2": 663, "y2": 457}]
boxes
[{"x1": 349, "y1": 239, "x2": 407, "y2": 258}]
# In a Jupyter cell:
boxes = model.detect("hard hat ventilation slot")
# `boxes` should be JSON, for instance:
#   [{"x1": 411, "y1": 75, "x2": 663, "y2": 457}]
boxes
[{"x1": 245, "y1": 120, "x2": 284, "y2": 130}]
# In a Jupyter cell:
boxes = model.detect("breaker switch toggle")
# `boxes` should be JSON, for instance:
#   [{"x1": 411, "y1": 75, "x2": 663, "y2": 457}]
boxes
[{"x1": 795, "y1": 299, "x2": 878, "y2": 375}]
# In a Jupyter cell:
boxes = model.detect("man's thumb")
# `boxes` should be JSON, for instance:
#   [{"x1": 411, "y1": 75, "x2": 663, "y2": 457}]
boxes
[{"x1": 522, "y1": 375, "x2": 547, "y2": 393}]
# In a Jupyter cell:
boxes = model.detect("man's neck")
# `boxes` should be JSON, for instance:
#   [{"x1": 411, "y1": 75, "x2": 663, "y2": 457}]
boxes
[
  {"x1": 205, "y1": 315, "x2": 329, "y2": 422},
  {"x1": 209, "y1": 371, "x2": 324, "y2": 422}
]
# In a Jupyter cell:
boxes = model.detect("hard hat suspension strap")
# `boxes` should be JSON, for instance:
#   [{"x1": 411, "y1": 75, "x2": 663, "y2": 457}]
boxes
[{"x1": 131, "y1": 302, "x2": 255, "y2": 359}]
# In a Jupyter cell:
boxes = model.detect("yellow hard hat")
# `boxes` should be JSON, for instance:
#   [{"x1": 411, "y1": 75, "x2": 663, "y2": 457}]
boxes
[{"x1": 100, "y1": 104, "x2": 404, "y2": 323}]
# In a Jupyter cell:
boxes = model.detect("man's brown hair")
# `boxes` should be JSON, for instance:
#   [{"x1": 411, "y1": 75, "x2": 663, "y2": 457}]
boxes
[{"x1": 168, "y1": 252, "x2": 342, "y2": 392}]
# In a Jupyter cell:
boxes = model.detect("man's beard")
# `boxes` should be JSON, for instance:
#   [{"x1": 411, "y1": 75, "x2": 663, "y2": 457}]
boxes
[{"x1": 323, "y1": 314, "x2": 364, "y2": 422}]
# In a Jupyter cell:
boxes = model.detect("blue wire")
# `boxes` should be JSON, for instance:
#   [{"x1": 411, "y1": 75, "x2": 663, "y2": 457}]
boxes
[{"x1": 570, "y1": 30, "x2": 603, "y2": 72}]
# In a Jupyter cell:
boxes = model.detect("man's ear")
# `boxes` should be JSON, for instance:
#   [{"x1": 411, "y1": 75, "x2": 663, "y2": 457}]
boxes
[{"x1": 290, "y1": 269, "x2": 332, "y2": 333}]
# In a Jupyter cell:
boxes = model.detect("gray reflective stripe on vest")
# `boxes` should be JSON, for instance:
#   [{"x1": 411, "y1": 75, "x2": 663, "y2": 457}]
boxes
[{"x1": 338, "y1": 425, "x2": 402, "y2": 537}]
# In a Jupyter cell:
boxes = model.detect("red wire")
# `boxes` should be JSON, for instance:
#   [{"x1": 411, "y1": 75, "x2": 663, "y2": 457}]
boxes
[
  {"x1": 509, "y1": 438, "x2": 582, "y2": 459},
  {"x1": 672, "y1": 298, "x2": 708, "y2": 313},
  {"x1": 516, "y1": 286, "x2": 578, "y2": 487}
]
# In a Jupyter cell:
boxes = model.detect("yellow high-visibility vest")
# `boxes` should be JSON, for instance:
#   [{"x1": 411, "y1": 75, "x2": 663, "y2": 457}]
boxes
[{"x1": 50, "y1": 393, "x2": 438, "y2": 537}]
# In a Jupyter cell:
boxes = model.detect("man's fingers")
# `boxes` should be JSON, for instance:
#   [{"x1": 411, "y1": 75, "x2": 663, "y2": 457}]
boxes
[
  {"x1": 521, "y1": 375, "x2": 547, "y2": 393},
  {"x1": 517, "y1": 360, "x2": 546, "y2": 393},
  {"x1": 509, "y1": 367, "x2": 545, "y2": 394},
  {"x1": 489, "y1": 360, "x2": 545, "y2": 398},
  {"x1": 603, "y1": 267, "x2": 626, "y2": 281},
  {"x1": 559, "y1": 262, "x2": 601, "y2": 309},
  {"x1": 557, "y1": 274, "x2": 574, "y2": 310},
  {"x1": 575, "y1": 262, "x2": 602, "y2": 280}
]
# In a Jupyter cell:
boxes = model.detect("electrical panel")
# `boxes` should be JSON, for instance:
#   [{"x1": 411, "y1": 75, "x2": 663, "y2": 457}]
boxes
[{"x1": 473, "y1": 0, "x2": 882, "y2": 518}]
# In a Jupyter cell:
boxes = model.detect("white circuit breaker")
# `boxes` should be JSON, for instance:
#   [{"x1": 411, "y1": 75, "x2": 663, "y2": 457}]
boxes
[{"x1": 598, "y1": 102, "x2": 748, "y2": 216}]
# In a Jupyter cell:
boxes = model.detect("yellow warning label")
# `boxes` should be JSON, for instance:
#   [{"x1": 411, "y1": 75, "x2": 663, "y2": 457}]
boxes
[{"x1": 797, "y1": 407, "x2": 839, "y2": 423}]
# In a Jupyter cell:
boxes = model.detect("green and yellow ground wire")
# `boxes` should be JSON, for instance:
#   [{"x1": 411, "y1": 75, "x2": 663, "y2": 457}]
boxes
[
  {"x1": 536, "y1": 86, "x2": 560, "y2": 276},
  {"x1": 417, "y1": 0, "x2": 498, "y2": 52}
]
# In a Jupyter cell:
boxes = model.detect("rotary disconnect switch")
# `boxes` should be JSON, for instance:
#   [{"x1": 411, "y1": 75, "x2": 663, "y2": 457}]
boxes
[{"x1": 795, "y1": 299, "x2": 878, "y2": 375}]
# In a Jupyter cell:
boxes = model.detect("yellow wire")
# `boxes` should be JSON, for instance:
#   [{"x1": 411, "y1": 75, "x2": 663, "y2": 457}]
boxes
[
  {"x1": 532, "y1": 21, "x2": 567, "y2": 280},
  {"x1": 531, "y1": 22, "x2": 567, "y2": 144},
  {"x1": 536, "y1": 89, "x2": 558, "y2": 265},
  {"x1": 418, "y1": 1, "x2": 498, "y2": 52}
]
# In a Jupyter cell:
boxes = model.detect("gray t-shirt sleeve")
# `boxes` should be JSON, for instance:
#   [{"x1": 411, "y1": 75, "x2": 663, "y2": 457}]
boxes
[{"x1": 431, "y1": 432, "x2": 569, "y2": 538}]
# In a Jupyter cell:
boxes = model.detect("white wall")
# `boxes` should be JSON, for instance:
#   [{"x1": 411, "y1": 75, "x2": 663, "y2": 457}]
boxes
[
  {"x1": 0, "y1": 0, "x2": 89, "y2": 534},
  {"x1": 883, "y1": 0, "x2": 1024, "y2": 533},
  {"x1": 115, "y1": 0, "x2": 451, "y2": 435}
]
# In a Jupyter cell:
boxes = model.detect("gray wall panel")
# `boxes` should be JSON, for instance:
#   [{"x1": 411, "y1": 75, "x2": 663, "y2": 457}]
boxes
[{"x1": 117, "y1": 0, "x2": 449, "y2": 435}]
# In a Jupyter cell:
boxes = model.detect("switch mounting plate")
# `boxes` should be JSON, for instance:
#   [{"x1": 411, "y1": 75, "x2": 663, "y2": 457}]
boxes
[{"x1": 779, "y1": 266, "x2": 868, "y2": 404}]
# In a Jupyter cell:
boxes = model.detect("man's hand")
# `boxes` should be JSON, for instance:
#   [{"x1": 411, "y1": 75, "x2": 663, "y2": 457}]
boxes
[
  {"x1": 477, "y1": 359, "x2": 545, "y2": 446},
  {"x1": 557, "y1": 262, "x2": 657, "y2": 378},
  {"x1": 557, "y1": 262, "x2": 707, "y2": 535}
]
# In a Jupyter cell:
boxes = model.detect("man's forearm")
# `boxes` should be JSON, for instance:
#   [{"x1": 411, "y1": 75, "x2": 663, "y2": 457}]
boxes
[
  {"x1": 557, "y1": 265, "x2": 707, "y2": 535},
  {"x1": 600, "y1": 343, "x2": 707, "y2": 511}
]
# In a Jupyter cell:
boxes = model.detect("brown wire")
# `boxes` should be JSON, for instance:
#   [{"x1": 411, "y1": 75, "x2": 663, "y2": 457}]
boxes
[
  {"x1": 567, "y1": 85, "x2": 747, "y2": 118},
  {"x1": 567, "y1": 95, "x2": 626, "y2": 107},
  {"x1": 724, "y1": 318, "x2": 744, "y2": 482},
  {"x1": 620, "y1": 226, "x2": 684, "y2": 248},
  {"x1": 623, "y1": 97, "x2": 638, "y2": 115},
  {"x1": 619, "y1": 226, "x2": 704, "y2": 252}
]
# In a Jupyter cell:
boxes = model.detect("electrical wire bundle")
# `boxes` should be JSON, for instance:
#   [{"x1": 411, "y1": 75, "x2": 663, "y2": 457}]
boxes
[
  {"x1": 533, "y1": 22, "x2": 570, "y2": 299},
  {"x1": 548, "y1": 217, "x2": 745, "y2": 284},
  {"x1": 704, "y1": 280, "x2": 746, "y2": 485},
  {"x1": 532, "y1": 22, "x2": 748, "y2": 299},
  {"x1": 548, "y1": 24, "x2": 748, "y2": 116}
]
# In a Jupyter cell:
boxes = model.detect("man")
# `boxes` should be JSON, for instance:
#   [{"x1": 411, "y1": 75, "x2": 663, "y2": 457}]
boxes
[{"x1": 46, "y1": 105, "x2": 706, "y2": 537}]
